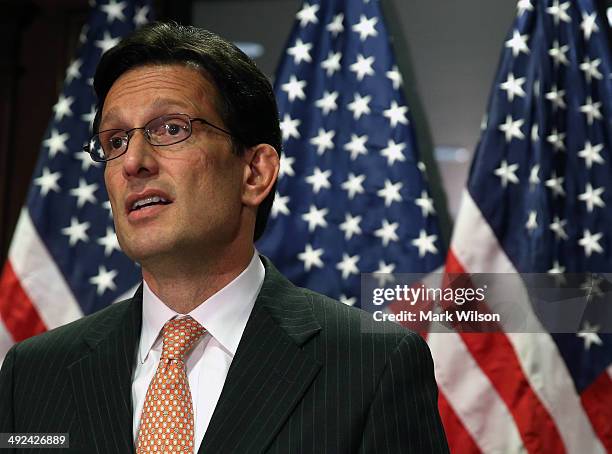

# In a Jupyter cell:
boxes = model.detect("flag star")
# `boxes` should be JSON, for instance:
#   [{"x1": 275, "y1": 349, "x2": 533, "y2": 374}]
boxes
[
  {"x1": 548, "y1": 260, "x2": 566, "y2": 274},
  {"x1": 296, "y1": 2, "x2": 319, "y2": 27},
  {"x1": 52, "y1": 95, "x2": 74, "y2": 121},
  {"x1": 74, "y1": 149, "x2": 101, "y2": 171},
  {"x1": 546, "y1": 0, "x2": 571, "y2": 25},
  {"x1": 549, "y1": 40, "x2": 569, "y2": 66},
  {"x1": 279, "y1": 113, "x2": 301, "y2": 140},
  {"x1": 61, "y1": 217, "x2": 91, "y2": 246},
  {"x1": 500, "y1": 73, "x2": 526, "y2": 101},
  {"x1": 298, "y1": 243, "x2": 325, "y2": 271},
  {"x1": 326, "y1": 13, "x2": 344, "y2": 37},
  {"x1": 281, "y1": 75, "x2": 307, "y2": 102},
  {"x1": 336, "y1": 253, "x2": 360, "y2": 279},
  {"x1": 545, "y1": 172, "x2": 565, "y2": 198},
  {"x1": 374, "y1": 261, "x2": 396, "y2": 286},
  {"x1": 578, "y1": 141, "x2": 605, "y2": 169},
  {"x1": 580, "y1": 57, "x2": 603, "y2": 83},
  {"x1": 529, "y1": 164, "x2": 541, "y2": 187},
  {"x1": 374, "y1": 219, "x2": 399, "y2": 247},
  {"x1": 377, "y1": 179, "x2": 403, "y2": 207},
  {"x1": 271, "y1": 193, "x2": 290, "y2": 217},
  {"x1": 415, "y1": 190, "x2": 436, "y2": 217},
  {"x1": 505, "y1": 30, "x2": 530, "y2": 57},
  {"x1": 386, "y1": 65, "x2": 403, "y2": 90},
  {"x1": 498, "y1": 115, "x2": 525, "y2": 142},
  {"x1": 315, "y1": 90, "x2": 339, "y2": 115},
  {"x1": 321, "y1": 51, "x2": 342, "y2": 76},
  {"x1": 380, "y1": 140, "x2": 406, "y2": 166},
  {"x1": 309, "y1": 128, "x2": 335, "y2": 155},
  {"x1": 81, "y1": 104, "x2": 97, "y2": 129},
  {"x1": 95, "y1": 31, "x2": 120, "y2": 54},
  {"x1": 383, "y1": 101, "x2": 409, "y2": 128},
  {"x1": 579, "y1": 96, "x2": 603, "y2": 125},
  {"x1": 494, "y1": 160, "x2": 520, "y2": 188},
  {"x1": 79, "y1": 24, "x2": 89, "y2": 44},
  {"x1": 341, "y1": 173, "x2": 366, "y2": 199},
  {"x1": 411, "y1": 229, "x2": 439, "y2": 258},
  {"x1": 579, "y1": 229, "x2": 604, "y2": 257},
  {"x1": 417, "y1": 161, "x2": 427, "y2": 173},
  {"x1": 100, "y1": 0, "x2": 127, "y2": 22},
  {"x1": 550, "y1": 216, "x2": 568, "y2": 240},
  {"x1": 339, "y1": 213, "x2": 362, "y2": 240},
  {"x1": 352, "y1": 14, "x2": 378, "y2": 41},
  {"x1": 134, "y1": 4, "x2": 150, "y2": 26},
  {"x1": 531, "y1": 124, "x2": 539, "y2": 142},
  {"x1": 339, "y1": 294, "x2": 357, "y2": 306},
  {"x1": 103, "y1": 200, "x2": 114, "y2": 219},
  {"x1": 287, "y1": 38, "x2": 312, "y2": 65},
  {"x1": 301, "y1": 205, "x2": 329, "y2": 232},
  {"x1": 350, "y1": 54, "x2": 375, "y2": 81},
  {"x1": 480, "y1": 114, "x2": 489, "y2": 131},
  {"x1": 97, "y1": 227, "x2": 120, "y2": 257},
  {"x1": 517, "y1": 0, "x2": 533, "y2": 16},
  {"x1": 65, "y1": 59, "x2": 82, "y2": 83},
  {"x1": 305, "y1": 167, "x2": 332, "y2": 194},
  {"x1": 526, "y1": 210, "x2": 538, "y2": 232},
  {"x1": 347, "y1": 93, "x2": 372, "y2": 120},
  {"x1": 43, "y1": 129, "x2": 70, "y2": 158},
  {"x1": 578, "y1": 183, "x2": 605, "y2": 212},
  {"x1": 547, "y1": 128, "x2": 566, "y2": 152},
  {"x1": 69, "y1": 178, "x2": 98, "y2": 208},
  {"x1": 343, "y1": 133, "x2": 368, "y2": 162},
  {"x1": 34, "y1": 167, "x2": 61, "y2": 196},
  {"x1": 545, "y1": 85, "x2": 566, "y2": 110},
  {"x1": 279, "y1": 155, "x2": 296, "y2": 177},
  {"x1": 89, "y1": 265, "x2": 118, "y2": 296},
  {"x1": 577, "y1": 321, "x2": 603, "y2": 350},
  {"x1": 581, "y1": 11, "x2": 599, "y2": 40}
]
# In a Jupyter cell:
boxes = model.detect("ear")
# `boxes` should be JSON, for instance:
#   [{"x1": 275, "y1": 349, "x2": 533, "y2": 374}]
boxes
[{"x1": 241, "y1": 144, "x2": 280, "y2": 207}]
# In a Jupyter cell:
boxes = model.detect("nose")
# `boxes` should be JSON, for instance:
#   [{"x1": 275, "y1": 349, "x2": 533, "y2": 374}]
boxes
[{"x1": 121, "y1": 131, "x2": 159, "y2": 179}]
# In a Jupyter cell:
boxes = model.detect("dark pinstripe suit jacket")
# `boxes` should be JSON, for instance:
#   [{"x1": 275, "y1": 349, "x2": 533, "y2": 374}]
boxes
[{"x1": 0, "y1": 257, "x2": 448, "y2": 453}]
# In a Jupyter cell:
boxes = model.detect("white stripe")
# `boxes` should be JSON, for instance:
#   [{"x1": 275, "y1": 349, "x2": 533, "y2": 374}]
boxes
[
  {"x1": 8, "y1": 209, "x2": 83, "y2": 330},
  {"x1": 428, "y1": 331, "x2": 526, "y2": 454},
  {"x1": 114, "y1": 283, "x2": 139, "y2": 303},
  {"x1": 450, "y1": 190, "x2": 605, "y2": 454},
  {"x1": 0, "y1": 322, "x2": 15, "y2": 366}
]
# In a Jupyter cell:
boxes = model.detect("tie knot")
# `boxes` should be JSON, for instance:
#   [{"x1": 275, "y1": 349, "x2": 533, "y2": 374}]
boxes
[{"x1": 161, "y1": 316, "x2": 206, "y2": 361}]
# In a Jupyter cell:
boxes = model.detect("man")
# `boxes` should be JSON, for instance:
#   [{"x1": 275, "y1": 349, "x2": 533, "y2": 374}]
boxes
[{"x1": 0, "y1": 23, "x2": 448, "y2": 453}]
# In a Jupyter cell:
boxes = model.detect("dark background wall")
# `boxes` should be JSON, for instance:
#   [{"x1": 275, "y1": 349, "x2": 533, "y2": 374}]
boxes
[{"x1": 1, "y1": 0, "x2": 610, "y2": 263}]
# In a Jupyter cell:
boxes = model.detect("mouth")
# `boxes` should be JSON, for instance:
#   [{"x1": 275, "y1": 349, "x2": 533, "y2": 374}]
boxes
[{"x1": 125, "y1": 191, "x2": 173, "y2": 216}]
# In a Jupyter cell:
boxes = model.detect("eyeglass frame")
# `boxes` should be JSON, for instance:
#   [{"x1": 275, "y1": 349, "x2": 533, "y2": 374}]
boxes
[{"x1": 83, "y1": 113, "x2": 239, "y2": 163}]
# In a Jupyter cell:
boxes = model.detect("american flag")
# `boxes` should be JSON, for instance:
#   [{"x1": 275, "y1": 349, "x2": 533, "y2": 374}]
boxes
[
  {"x1": 257, "y1": 0, "x2": 446, "y2": 306},
  {"x1": 0, "y1": 0, "x2": 152, "y2": 361},
  {"x1": 430, "y1": 0, "x2": 612, "y2": 452}
]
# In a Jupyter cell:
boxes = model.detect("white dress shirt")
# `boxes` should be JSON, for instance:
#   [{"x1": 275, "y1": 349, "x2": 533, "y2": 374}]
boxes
[{"x1": 132, "y1": 252, "x2": 264, "y2": 451}]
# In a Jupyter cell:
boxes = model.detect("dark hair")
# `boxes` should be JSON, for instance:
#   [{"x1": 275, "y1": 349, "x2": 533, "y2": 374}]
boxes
[{"x1": 93, "y1": 22, "x2": 281, "y2": 241}]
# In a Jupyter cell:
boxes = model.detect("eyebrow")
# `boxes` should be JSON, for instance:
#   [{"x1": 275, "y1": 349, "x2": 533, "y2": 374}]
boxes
[{"x1": 100, "y1": 98, "x2": 197, "y2": 129}]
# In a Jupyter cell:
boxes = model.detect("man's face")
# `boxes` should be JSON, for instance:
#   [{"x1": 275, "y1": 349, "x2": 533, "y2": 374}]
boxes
[{"x1": 102, "y1": 64, "x2": 247, "y2": 267}]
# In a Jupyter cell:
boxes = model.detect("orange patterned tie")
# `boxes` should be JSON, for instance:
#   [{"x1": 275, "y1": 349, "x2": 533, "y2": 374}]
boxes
[{"x1": 136, "y1": 316, "x2": 206, "y2": 453}]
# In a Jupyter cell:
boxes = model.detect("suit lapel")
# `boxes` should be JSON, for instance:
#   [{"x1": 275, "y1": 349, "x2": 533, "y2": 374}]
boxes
[
  {"x1": 201, "y1": 258, "x2": 322, "y2": 454},
  {"x1": 68, "y1": 287, "x2": 143, "y2": 454}
]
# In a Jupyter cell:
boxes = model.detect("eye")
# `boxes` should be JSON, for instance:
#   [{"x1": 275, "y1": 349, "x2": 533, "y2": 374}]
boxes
[
  {"x1": 166, "y1": 123, "x2": 183, "y2": 136},
  {"x1": 109, "y1": 136, "x2": 125, "y2": 150}
]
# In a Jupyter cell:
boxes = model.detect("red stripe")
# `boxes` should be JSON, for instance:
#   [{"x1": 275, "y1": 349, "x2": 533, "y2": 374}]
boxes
[
  {"x1": 581, "y1": 371, "x2": 612, "y2": 452},
  {"x1": 0, "y1": 261, "x2": 47, "y2": 341},
  {"x1": 446, "y1": 250, "x2": 567, "y2": 454},
  {"x1": 438, "y1": 389, "x2": 482, "y2": 454}
]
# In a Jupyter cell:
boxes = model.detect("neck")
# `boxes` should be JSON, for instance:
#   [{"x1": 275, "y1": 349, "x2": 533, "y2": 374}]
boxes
[{"x1": 141, "y1": 245, "x2": 254, "y2": 314}]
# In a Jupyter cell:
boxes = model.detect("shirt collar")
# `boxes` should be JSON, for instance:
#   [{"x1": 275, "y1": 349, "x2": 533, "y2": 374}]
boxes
[{"x1": 139, "y1": 251, "x2": 264, "y2": 363}]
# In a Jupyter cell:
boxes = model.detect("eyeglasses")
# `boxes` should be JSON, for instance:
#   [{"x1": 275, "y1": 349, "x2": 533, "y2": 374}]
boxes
[{"x1": 83, "y1": 113, "x2": 235, "y2": 162}]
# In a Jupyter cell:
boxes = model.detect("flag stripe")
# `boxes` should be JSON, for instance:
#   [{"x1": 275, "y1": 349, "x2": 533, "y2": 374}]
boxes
[
  {"x1": 0, "y1": 261, "x2": 46, "y2": 342},
  {"x1": 580, "y1": 369, "x2": 612, "y2": 452},
  {"x1": 437, "y1": 391, "x2": 481, "y2": 454},
  {"x1": 8, "y1": 209, "x2": 83, "y2": 330},
  {"x1": 428, "y1": 331, "x2": 525, "y2": 453},
  {"x1": 449, "y1": 190, "x2": 605, "y2": 454}
]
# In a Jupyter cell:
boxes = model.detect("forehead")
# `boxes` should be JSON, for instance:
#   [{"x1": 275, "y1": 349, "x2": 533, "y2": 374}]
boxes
[{"x1": 100, "y1": 64, "x2": 220, "y2": 125}]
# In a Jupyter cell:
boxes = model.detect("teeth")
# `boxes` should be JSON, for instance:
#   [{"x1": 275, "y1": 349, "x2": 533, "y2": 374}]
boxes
[{"x1": 132, "y1": 196, "x2": 168, "y2": 210}]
